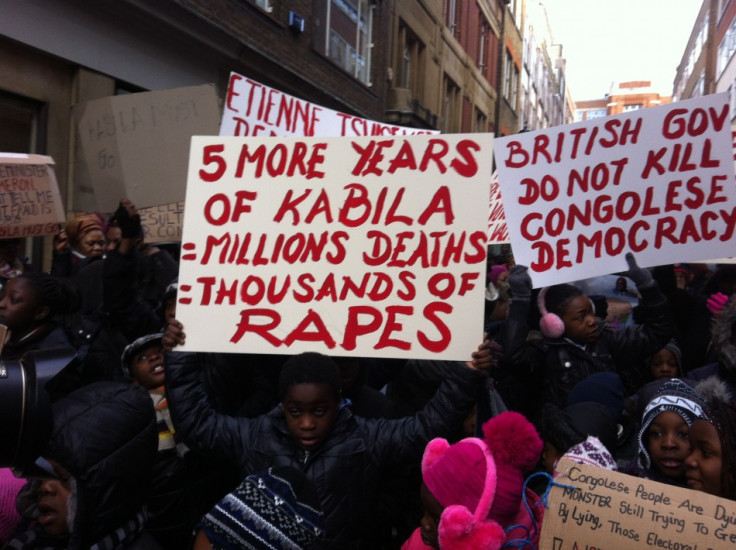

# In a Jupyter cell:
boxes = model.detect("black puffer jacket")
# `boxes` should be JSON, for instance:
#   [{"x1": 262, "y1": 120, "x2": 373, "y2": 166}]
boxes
[
  {"x1": 165, "y1": 351, "x2": 484, "y2": 548},
  {"x1": 500, "y1": 283, "x2": 674, "y2": 420},
  {"x1": 45, "y1": 382, "x2": 160, "y2": 549}
]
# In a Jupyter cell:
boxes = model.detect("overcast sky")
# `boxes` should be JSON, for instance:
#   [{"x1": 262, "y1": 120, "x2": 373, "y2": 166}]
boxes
[{"x1": 541, "y1": 0, "x2": 704, "y2": 100}]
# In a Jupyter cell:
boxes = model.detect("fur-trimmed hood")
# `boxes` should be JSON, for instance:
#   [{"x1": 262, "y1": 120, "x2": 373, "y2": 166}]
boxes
[{"x1": 711, "y1": 298, "x2": 736, "y2": 374}]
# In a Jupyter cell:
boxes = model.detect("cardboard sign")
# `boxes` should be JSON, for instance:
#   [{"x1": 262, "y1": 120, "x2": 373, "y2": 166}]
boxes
[
  {"x1": 74, "y1": 84, "x2": 221, "y2": 212},
  {"x1": 487, "y1": 170, "x2": 509, "y2": 244},
  {"x1": 139, "y1": 201, "x2": 184, "y2": 243},
  {"x1": 220, "y1": 72, "x2": 438, "y2": 138},
  {"x1": 495, "y1": 94, "x2": 736, "y2": 287},
  {"x1": 0, "y1": 153, "x2": 65, "y2": 238},
  {"x1": 541, "y1": 458, "x2": 736, "y2": 549},
  {"x1": 175, "y1": 133, "x2": 492, "y2": 359}
]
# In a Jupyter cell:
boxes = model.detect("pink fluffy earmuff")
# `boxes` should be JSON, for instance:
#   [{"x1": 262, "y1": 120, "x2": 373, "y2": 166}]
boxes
[
  {"x1": 422, "y1": 438, "x2": 506, "y2": 550},
  {"x1": 537, "y1": 286, "x2": 565, "y2": 339}
]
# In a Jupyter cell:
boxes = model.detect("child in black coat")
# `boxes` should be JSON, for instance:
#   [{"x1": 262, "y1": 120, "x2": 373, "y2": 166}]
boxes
[{"x1": 162, "y1": 319, "x2": 491, "y2": 549}]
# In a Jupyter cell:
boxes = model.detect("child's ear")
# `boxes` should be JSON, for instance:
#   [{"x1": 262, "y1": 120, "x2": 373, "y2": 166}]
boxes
[{"x1": 34, "y1": 305, "x2": 51, "y2": 322}]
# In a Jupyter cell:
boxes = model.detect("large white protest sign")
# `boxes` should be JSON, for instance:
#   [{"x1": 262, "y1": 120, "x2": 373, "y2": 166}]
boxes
[
  {"x1": 495, "y1": 93, "x2": 736, "y2": 287},
  {"x1": 176, "y1": 133, "x2": 492, "y2": 359},
  {"x1": 0, "y1": 153, "x2": 65, "y2": 238},
  {"x1": 220, "y1": 72, "x2": 438, "y2": 138}
]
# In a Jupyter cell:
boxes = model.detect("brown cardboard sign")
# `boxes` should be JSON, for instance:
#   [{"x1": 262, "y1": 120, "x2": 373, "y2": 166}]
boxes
[
  {"x1": 0, "y1": 154, "x2": 65, "y2": 238},
  {"x1": 73, "y1": 84, "x2": 221, "y2": 213},
  {"x1": 540, "y1": 458, "x2": 736, "y2": 549},
  {"x1": 139, "y1": 201, "x2": 184, "y2": 243}
]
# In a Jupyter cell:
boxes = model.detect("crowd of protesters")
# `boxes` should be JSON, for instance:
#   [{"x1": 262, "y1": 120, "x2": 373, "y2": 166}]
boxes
[{"x1": 0, "y1": 200, "x2": 735, "y2": 550}]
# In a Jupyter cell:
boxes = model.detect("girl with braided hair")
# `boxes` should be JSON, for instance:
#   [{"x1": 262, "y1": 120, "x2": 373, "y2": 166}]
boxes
[
  {"x1": 0, "y1": 272, "x2": 79, "y2": 361},
  {"x1": 686, "y1": 378, "x2": 736, "y2": 500}
]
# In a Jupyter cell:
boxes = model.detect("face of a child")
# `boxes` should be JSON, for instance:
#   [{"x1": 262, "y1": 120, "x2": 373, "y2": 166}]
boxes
[
  {"x1": 647, "y1": 411, "x2": 690, "y2": 480},
  {"x1": 130, "y1": 342, "x2": 165, "y2": 389},
  {"x1": 419, "y1": 483, "x2": 443, "y2": 549},
  {"x1": 37, "y1": 460, "x2": 73, "y2": 537},
  {"x1": 282, "y1": 382, "x2": 339, "y2": 452},
  {"x1": 650, "y1": 349, "x2": 678, "y2": 380},
  {"x1": 75, "y1": 229, "x2": 105, "y2": 258},
  {"x1": 542, "y1": 440, "x2": 562, "y2": 475},
  {"x1": 685, "y1": 419, "x2": 722, "y2": 496},
  {"x1": 0, "y1": 277, "x2": 47, "y2": 336},
  {"x1": 561, "y1": 295, "x2": 598, "y2": 343}
]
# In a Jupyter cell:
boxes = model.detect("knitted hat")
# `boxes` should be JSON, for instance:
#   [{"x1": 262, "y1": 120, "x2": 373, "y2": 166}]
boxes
[
  {"x1": 0, "y1": 468, "x2": 24, "y2": 541},
  {"x1": 199, "y1": 466, "x2": 326, "y2": 550},
  {"x1": 637, "y1": 378, "x2": 707, "y2": 470},
  {"x1": 421, "y1": 438, "x2": 505, "y2": 550},
  {"x1": 481, "y1": 411, "x2": 543, "y2": 527},
  {"x1": 568, "y1": 372, "x2": 626, "y2": 423},
  {"x1": 489, "y1": 265, "x2": 508, "y2": 285},
  {"x1": 554, "y1": 436, "x2": 617, "y2": 477}
]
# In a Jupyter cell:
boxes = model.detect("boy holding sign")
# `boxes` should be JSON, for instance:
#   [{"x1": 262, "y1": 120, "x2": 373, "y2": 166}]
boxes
[{"x1": 162, "y1": 320, "x2": 492, "y2": 548}]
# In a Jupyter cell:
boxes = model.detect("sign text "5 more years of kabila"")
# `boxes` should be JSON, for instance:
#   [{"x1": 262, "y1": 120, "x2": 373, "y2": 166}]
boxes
[{"x1": 175, "y1": 133, "x2": 493, "y2": 360}]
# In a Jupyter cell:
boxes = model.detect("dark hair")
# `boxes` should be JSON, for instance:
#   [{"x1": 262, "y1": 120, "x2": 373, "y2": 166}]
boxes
[
  {"x1": 705, "y1": 398, "x2": 736, "y2": 500},
  {"x1": 704, "y1": 265, "x2": 736, "y2": 297},
  {"x1": 278, "y1": 352, "x2": 341, "y2": 402},
  {"x1": 544, "y1": 284, "x2": 583, "y2": 318},
  {"x1": 17, "y1": 273, "x2": 81, "y2": 317}
]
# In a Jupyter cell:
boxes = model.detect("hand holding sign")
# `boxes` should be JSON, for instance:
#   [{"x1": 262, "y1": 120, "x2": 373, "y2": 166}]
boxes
[{"x1": 624, "y1": 252, "x2": 654, "y2": 290}]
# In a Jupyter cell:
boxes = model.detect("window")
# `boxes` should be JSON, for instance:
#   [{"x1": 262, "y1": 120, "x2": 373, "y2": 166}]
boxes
[
  {"x1": 0, "y1": 90, "x2": 43, "y2": 153},
  {"x1": 478, "y1": 19, "x2": 488, "y2": 71},
  {"x1": 399, "y1": 23, "x2": 423, "y2": 95},
  {"x1": 445, "y1": 0, "x2": 458, "y2": 34},
  {"x1": 718, "y1": 17, "x2": 736, "y2": 77},
  {"x1": 586, "y1": 109, "x2": 607, "y2": 119},
  {"x1": 623, "y1": 104, "x2": 642, "y2": 112},
  {"x1": 324, "y1": 0, "x2": 374, "y2": 85},
  {"x1": 253, "y1": 0, "x2": 272, "y2": 12},
  {"x1": 442, "y1": 75, "x2": 460, "y2": 133},
  {"x1": 695, "y1": 73, "x2": 705, "y2": 97},
  {"x1": 503, "y1": 51, "x2": 518, "y2": 110},
  {"x1": 474, "y1": 107, "x2": 487, "y2": 133}
]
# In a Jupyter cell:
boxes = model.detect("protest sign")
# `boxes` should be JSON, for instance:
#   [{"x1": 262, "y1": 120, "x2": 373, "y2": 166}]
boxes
[
  {"x1": 74, "y1": 84, "x2": 221, "y2": 212},
  {"x1": 0, "y1": 153, "x2": 65, "y2": 238},
  {"x1": 495, "y1": 93, "x2": 736, "y2": 287},
  {"x1": 175, "y1": 133, "x2": 492, "y2": 359},
  {"x1": 540, "y1": 457, "x2": 736, "y2": 549},
  {"x1": 487, "y1": 170, "x2": 509, "y2": 244},
  {"x1": 139, "y1": 201, "x2": 184, "y2": 243},
  {"x1": 220, "y1": 72, "x2": 438, "y2": 138}
]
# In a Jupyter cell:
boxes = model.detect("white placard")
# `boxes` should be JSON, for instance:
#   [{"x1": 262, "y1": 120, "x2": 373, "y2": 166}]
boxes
[
  {"x1": 220, "y1": 72, "x2": 439, "y2": 138},
  {"x1": 495, "y1": 94, "x2": 736, "y2": 287},
  {"x1": 176, "y1": 133, "x2": 492, "y2": 359}
]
